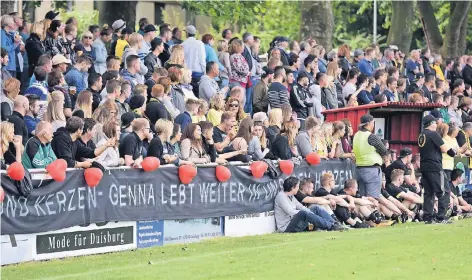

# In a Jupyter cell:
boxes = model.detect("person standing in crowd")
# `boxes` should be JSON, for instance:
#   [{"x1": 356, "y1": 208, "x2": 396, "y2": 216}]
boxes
[
  {"x1": 268, "y1": 66, "x2": 289, "y2": 109},
  {"x1": 115, "y1": 27, "x2": 133, "y2": 60},
  {"x1": 122, "y1": 55, "x2": 143, "y2": 89},
  {"x1": 122, "y1": 33, "x2": 148, "y2": 83},
  {"x1": 351, "y1": 49, "x2": 364, "y2": 68},
  {"x1": 169, "y1": 27, "x2": 183, "y2": 46},
  {"x1": 87, "y1": 73, "x2": 103, "y2": 112},
  {"x1": 93, "y1": 26, "x2": 113, "y2": 74},
  {"x1": 158, "y1": 25, "x2": 172, "y2": 65},
  {"x1": 418, "y1": 115, "x2": 454, "y2": 224},
  {"x1": 382, "y1": 77, "x2": 398, "y2": 102},
  {"x1": 353, "y1": 114, "x2": 389, "y2": 198},
  {"x1": 52, "y1": 54, "x2": 71, "y2": 74},
  {"x1": 1, "y1": 15, "x2": 22, "y2": 78},
  {"x1": 25, "y1": 21, "x2": 45, "y2": 78},
  {"x1": 110, "y1": 19, "x2": 126, "y2": 57},
  {"x1": 29, "y1": 54, "x2": 52, "y2": 86},
  {"x1": 182, "y1": 25, "x2": 206, "y2": 96},
  {"x1": 44, "y1": 19, "x2": 66, "y2": 57},
  {"x1": 138, "y1": 24, "x2": 157, "y2": 61},
  {"x1": 229, "y1": 39, "x2": 250, "y2": 95},
  {"x1": 144, "y1": 38, "x2": 164, "y2": 80},
  {"x1": 275, "y1": 177, "x2": 343, "y2": 233},
  {"x1": 358, "y1": 47, "x2": 374, "y2": 77},
  {"x1": 252, "y1": 67, "x2": 273, "y2": 114},
  {"x1": 65, "y1": 55, "x2": 92, "y2": 96},
  {"x1": 199, "y1": 61, "x2": 227, "y2": 104},
  {"x1": 406, "y1": 50, "x2": 424, "y2": 83},
  {"x1": 217, "y1": 40, "x2": 231, "y2": 87},
  {"x1": 463, "y1": 56, "x2": 472, "y2": 87},
  {"x1": 290, "y1": 72, "x2": 312, "y2": 129},
  {"x1": 137, "y1": 18, "x2": 148, "y2": 36},
  {"x1": 222, "y1": 29, "x2": 232, "y2": 42},
  {"x1": 7, "y1": 95, "x2": 29, "y2": 149},
  {"x1": 22, "y1": 121, "x2": 56, "y2": 169}
]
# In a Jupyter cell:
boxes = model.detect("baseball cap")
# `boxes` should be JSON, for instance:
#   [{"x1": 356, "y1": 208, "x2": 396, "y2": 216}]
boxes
[
  {"x1": 422, "y1": 115, "x2": 437, "y2": 127},
  {"x1": 150, "y1": 38, "x2": 163, "y2": 51},
  {"x1": 121, "y1": 27, "x2": 134, "y2": 35},
  {"x1": 297, "y1": 71, "x2": 309, "y2": 81},
  {"x1": 52, "y1": 54, "x2": 71, "y2": 66},
  {"x1": 277, "y1": 36, "x2": 289, "y2": 43},
  {"x1": 389, "y1": 45, "x2": 399, "y2": 51},
  {"x1": 185, "y1": 25, "x2": 197, "y2": 35},
  {"x1": 144, "y1": 24, "x2": 157, "y2": 33},
  {"x1": 415, "y1": 72, "x2": 425, "y2": 81},
  {"x1": 112, "y1": 19, "x2": 126, "y2": 31},
  {"x1": 360, "y1": 114, "x2": 374, "y2": 126},
  {"x1": 399, "y1": 147, "x2": 412, "y2": 158},
  {"x1": 45, "y1": 11, "x2": 59, "y2": 21},
  {"x1": 121, "y1": 112, "x2": 136, "y2": 130},
  {"x1": 354, "y1": 49, "x2": 364, "y2": 57}
]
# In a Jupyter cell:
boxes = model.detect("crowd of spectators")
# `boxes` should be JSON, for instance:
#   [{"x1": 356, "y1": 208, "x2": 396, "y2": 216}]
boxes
[{"x1": 1, "y1": 11, "x2": 472, "y2": 230}]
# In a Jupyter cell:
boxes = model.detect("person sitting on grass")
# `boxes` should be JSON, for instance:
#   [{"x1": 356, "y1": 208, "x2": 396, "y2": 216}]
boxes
[
  {"x1": 378, "y1": 173, "x2": 414, "y2": 223},
  {"x1": 314, "y1": 173, "x2": 370, "y2": 228},
  {"x1": 274, "y1": 176, "x2": 344, "y2": 233},
  {"x1": 337, "y1": 179, "x2": 384, "y2": 226},
  {"x1": 294, "y1": 178, "x2": 343, "y2": 224},
  {"x1": 386, "y1": 169, "x2": 423, "y2": 215},
  {"x1": 449, "y1": 169, "x2": 472, "y2": 215}
]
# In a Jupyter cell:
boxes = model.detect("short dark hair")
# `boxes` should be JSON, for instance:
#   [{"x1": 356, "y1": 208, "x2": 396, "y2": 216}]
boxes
[
  {"x1": 201, "y1": 34, "x2": 214, "y2": 44},
  {"x1": 102, "y1": 70, "x2": 120, "y2": 85},
  {"x1": 274, "y1": 66, "x2": 285, "y2": 79},
  {"x1": 82, "y1": 118, "x2": 97, "y2": 134},
  {"x1": 387, "y1": 66, "x2": 398, "y2": 77},
  {"x1": 283, "y1": 177, "x2": 300, "y2": 192},
  {"x1": 304, "y1": 54, "x2": 316, "y2": 67},
  {"x1": 386, "y1": 76, "x2": 397, "y2": 87},
  {"x1": 76, "y1": 55, "x2": 92, "y2": 65},
  {"x1": 374, "y1": 69, "x2": 386, "y2": 80},
  {"x1": 432, "y1": 93, "x2": 442, "y2": 103},
  {"x1": 47, "y1": 70, "x2": 63, "y2": 87},
  {"x1": 222, "y1": 29, "x2": 231, "y2": 38},
  {"x1": 451, "y1": 169, "x2": 464, "y2": 182},
  {"x1": 88, "y1": 25, "x2": 100, "y2": 34},
  {"x1": 206, "y1": 61, "x2": 217, "y2": 74},
  {"x1": 66, "y1": 116, "x2": 84, "y2": 134},
  {"x1": 374, "y1": 93, "x2": 387, "y2": 103},
  {"x1": 106, "y1": 79, "x2": 121, "y2": 94},
  {"x1": 126, "y1": 54, "x2": 139, "y2": 68},
  {"x1": 425, "y1": 72, "x2": 435, "y2": 83},
  {"x1": 27, "y1": 94, "x2": 40, "y2": 108},
  {"x1": 344, "y1": 179, "x2": 357, "y2": 190},
  {"x1": 88, "y1": 73, "x2": 102, "y2": 87},
  {"x1": 34, "y1": 67, "x2": 48, "y2": 82},
  {"x1": 299, "y1": 178, "x2": 313, "y2": 192},
  {"x1": 139, "y1": 18, "x2": 149, "y2": 29},
  {"x1": 453, "y1": 79, "x2": 464, "y2": 89},
  {"x1": 160, "y1": 27, "x2": 171, "y2": 37},
  {"x1": 347, "y1": 68, "x2": 360, "y2": 80},
  {"x1": 172, "y1": 27, "x2": 180, "y2": 36},
  {"x1": 0, "y1": 47, "x2": 7, "y2": 58}
]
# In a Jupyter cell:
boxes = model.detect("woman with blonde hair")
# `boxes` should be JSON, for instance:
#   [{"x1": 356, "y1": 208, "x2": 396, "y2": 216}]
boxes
[
  {"x1": 25, "y1": 21, "x2": 46, "y2": 76},
  {"x1": 180, "y1": 68, "x2": 196, "y2": 100},
  {"x1": 327, "y1": 61, "x2": 343, "y2": 105},
  {"x1": 75, "y1": 31, "x2": 95, "y2": 61},
  {"x1": 207, "y1": 94, "x2": 225, "y2": 126},
  {"x1": 0, "y1": 121, "x2": 22, "y2": 167},
  {"x1": 1, "y1": 78, "x2": 20, "y2": 112},
  {"x1": 121, "y1": 32, "x2": 148, "y2": 83},
  {"x1": 192, "y1": 100, "x2": 208, "y2": 123},
  {"x1": 229, "y1": 39, "x2": 250, "y2": 90},
  {"x1": 224, "y1": 97, "x2": 246, "y2": 122},
  {"x1": 320, "y1": 122, "x2": 335, "y2": 158},
  {"x1": 252, "y1": 121, "x2": 272, "y2": 160},
  {"x1": 46, "y1": 91, "x2": 66, "y2": 132},
  {"x1": 165, "y1": 44, "x2": 186, "y2": 69},
  {"x1": 148, "y1": 119, "x2": 185, "y2": 165},
  {"x1": 74, "y1": 90, "x2": 93, "y2": 118},
  {"x1": 267, "y1": 108, "x2": 283, "y2": 144},
  {"x1": 332, "y1": 121, "x2": 354, "y2": 159},
  {"x1": 217, "y1": 40, "x2": 231, "y2": 87},
  {"x1": 96, "y1": 120, "x2": 123, "y2": 167}
]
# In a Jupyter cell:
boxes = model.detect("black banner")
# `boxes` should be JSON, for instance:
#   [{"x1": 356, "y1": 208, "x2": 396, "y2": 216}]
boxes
[{"x1": 1, "y1": 160, "x2": 355, "y2": 235}]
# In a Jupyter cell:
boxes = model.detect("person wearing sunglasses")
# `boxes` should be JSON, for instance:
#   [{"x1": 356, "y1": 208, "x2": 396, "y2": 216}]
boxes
[
  {"x1": 224, "y1": 97, "x2": 246, "y2": 122},
  {"x1": 74, "y1": 31, "x2": 96, "y2": 73}
]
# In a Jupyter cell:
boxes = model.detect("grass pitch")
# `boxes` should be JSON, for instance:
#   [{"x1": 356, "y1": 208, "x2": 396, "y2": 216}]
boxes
[{"x1": 3, "y1": 220, "x2": 472, "y2": 280}]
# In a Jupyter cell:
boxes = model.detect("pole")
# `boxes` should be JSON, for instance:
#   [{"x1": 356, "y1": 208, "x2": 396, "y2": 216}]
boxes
[{"x1": 373, "y1": 0, "x2": 377, "y2": 44}]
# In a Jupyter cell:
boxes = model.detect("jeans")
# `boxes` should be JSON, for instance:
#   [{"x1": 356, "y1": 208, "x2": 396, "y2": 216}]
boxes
[
  {"x1": 356, "y1": 166, "x2": 382, "y2": 198},
  {"x1": 285, "y1": 205, "x2": 335, "y2": 232},
  {"x1": 244, "y1": 77, "x2": 259, "y2": 116}
]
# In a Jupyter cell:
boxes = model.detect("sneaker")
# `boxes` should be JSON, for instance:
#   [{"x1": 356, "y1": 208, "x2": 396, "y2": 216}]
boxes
[
  {"x1": 352, "y1": 222, "x2": 370, "y2": 229},
  {"x1": 436, "y1": 219, "x2": 453, "y2": 224},
  {"x1": 424, "y1": 220, "x2": 436, "y2": 224},
  {"x1": 445, "y1": 208, "x2": 453, "y2": 218},
  {"x1": 375, "y1": 220, "x2": 395, "y2": 227},
  {"x1": 330, "y1": 223, "x2": 346, "y2": 232}
]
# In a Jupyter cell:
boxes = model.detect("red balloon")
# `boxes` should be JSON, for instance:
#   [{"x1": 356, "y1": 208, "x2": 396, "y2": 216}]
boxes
[
  {"x1": 250, "y1": 161, "x2": 268, "y2": 179},
  {"x1": 215, "y1": 165, "x2": 231, "y2": 182},
  {"x1": 179, "y1": 165, "x2": 197, "y2": 184},
  {"x1": 0, "y1": 187, "x2": 5, "y2": 203},
  {"x1": 46, "y1": 159, "x2": 68, "y2": 182},
  {"x1": 84, "y1": 168, "x2": 103, "y2": 188},
  {"x1": 306, "y1": 152, "x2": 321, "y2": 165},
  {"x1": 7, "y1": 162, "x2": 25, "y2": 181},
  {"x1": 279, "y1": 160, "x2": 294, "y2": 175},
  {"x1": 142, "y1": 157, "x2": 160, "y2": 172}
]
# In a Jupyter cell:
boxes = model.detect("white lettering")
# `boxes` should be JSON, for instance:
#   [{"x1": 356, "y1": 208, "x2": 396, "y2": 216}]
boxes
[
  {"x1": 45, "y1": 193, "x2": 56, "y2": 214},
  {"x1": 109, "y1": 184, "x2": 118, "y2": 205},
  {"x1": 119, "y1": 185, "x2": 127, "y2": 206}
]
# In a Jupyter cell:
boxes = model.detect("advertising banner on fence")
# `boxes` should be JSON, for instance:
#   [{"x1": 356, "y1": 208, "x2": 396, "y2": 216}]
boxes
[
  {"x1": 1, "y1": 160, "x2": 355, "y2": 235},
  {"x1": 224, "y1": 211, "x2": 276, "y2": 237}
]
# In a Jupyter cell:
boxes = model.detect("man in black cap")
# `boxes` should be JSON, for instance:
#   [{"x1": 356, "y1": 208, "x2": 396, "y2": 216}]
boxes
[
  {"x1": 384, "y1": 147, "x2": 416, "y2": 185},
  {"x1": 139, "y1": 25, "x2": 157, "y2": 60},
  {"x1": 120, "y1": 112, "x2": 135, "y2": 142},
  {"x1": 144, "y1": 38, "x2": 163, "y2": 80},
  {"x1": 45, "y1": 11, "x2": 59, "y2": 21},
  {"x1": 418, "y1": 115, "x2": 455, "y2": 224},
  {"x1": 352, "y1": 114, "x2": 389, "y2": 199}
]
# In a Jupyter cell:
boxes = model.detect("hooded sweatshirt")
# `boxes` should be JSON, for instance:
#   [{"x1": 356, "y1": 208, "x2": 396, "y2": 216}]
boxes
[{"x1": 198, "y1": 75, "x2": 220, "y2": 104}]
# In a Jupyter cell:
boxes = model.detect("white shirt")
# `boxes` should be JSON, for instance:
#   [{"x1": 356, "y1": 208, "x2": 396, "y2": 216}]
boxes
[{"x1": 181, "y1": 37, "x2": 206, "y2": 73}]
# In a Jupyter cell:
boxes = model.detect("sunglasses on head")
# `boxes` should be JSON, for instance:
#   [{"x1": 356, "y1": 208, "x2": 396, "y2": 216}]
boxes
[{"x1": 84, "y1": 36, "x2": 92, "y2": 39}]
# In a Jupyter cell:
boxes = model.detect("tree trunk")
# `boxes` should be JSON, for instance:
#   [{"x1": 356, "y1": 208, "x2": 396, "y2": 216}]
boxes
[
  {"x1": 458, "y1": 12, "x2": 469, "y2": 56},
  {"x1": 300, "y1": 0, "x2": 334, "y2": 51},
  {"x1": 1, "y1": 1, "x2": 15, "y2": 15},
  {"x1": 97, "y1": 1, "x2": 137, "y2": 31},
  {"x1": 441, "y1": 1, "x2": 471, "y2": 59},
  {"x1": 417, "y1": 1, "x2": 443, "y2": 53},
  {"x1": 387, "y1": 0, "x2": 414, "y2": 53}
]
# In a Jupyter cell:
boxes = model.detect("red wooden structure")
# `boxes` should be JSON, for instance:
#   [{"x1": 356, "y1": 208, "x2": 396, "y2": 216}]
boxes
[{"x1": 323, "y1": 102, "x2": 441, "y2": 155}]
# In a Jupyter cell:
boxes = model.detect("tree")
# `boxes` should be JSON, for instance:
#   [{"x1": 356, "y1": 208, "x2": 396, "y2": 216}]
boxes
[
  {"x1": 300, "y1": 1, "x2": 334, "y2": 50},
  {"x1": 96, "y1": 1, "x2": 137, "y2": 30},
  {"x1": 1, "y1": 1, "x2": 15, "y2": 15},
  {"x1": 387, "y1": 1, "x2": 415, "y2": 53},
  {"x1": 418, "y1": 0, "x2": 471, "y2": 58}
]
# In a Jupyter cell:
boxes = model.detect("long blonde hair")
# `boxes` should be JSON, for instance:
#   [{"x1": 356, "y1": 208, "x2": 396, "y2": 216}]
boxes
[
  {"x1": 74, "y1": 90, "x2": 93, "y2": 118},
  {"x1": 210, "y1": 94, "x2": 225, "y2": 111},
  {"x1": 45, "y1": 91, "x2": 66, "y2": 122},
  {"x1": 283, "y1": 121, "x2": 298, "y2": 148},
  {"x1": 30, "y1": 20, "x2": 46, "y2": 41},
  {"x1": 0, "y1": 121, "x2": 14, "y2": 154},
  {"x1": 321, "y1": 122, "x2": 333, "y2": 147},
  {"x1": 268, "y1": 108, "x2": 283, "y2": 128},
  {"x1": 168, "y1": 45, "x2": 185, "y2": 67},
  {"x1": 326, "y1": 61, "x2": 339, "y2": 78}
]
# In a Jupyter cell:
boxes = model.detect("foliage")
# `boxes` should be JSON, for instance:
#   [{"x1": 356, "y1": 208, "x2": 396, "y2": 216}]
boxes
[
  {"x1": 180, "y1": 0, "x2": 300, "y2": 53},
  {"x1": 336, "y1": 32, "x2": 387, "y2": 50},
  {"x1": 58, "y1": 9, "x2": 99, "y2": 38}
]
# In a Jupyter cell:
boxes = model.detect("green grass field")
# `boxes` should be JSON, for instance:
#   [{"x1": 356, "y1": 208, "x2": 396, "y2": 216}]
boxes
[{"x1": 3, "y1": 220, "x2": 472, "y2": 280}]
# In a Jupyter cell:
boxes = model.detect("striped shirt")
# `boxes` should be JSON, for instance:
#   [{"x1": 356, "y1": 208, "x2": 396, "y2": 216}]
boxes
[{"x1": 268, "y1": 82, "x2": 289, "y2": 109}]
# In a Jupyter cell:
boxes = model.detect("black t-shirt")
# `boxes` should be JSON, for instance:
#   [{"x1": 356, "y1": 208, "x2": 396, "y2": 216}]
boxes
[
  {"x1": 8, "y1": 111, "x2": 29, "y2": 146},
  {"x1": 418, "y1": 129, "x2": 444, "y2": 172},
  {"x1": 386, "y1": 183, "x2": 404, "y2": 199},
  {"x1": 119, "y1": 132, "x2": 143, "y2": 160},
  {"x1": 213, "y1": 126, "x2": 226, "y2": 144},
  {"x1": 456, "y1": 130, "x2": 467, "y2": 148},
  {"x1": 294, "y1": 191, "x2": 308, "y2": 205},
  {"x1": 314, "y1": 187, "x2": 336, "y2": 197},
  {"x1": 384, "y1": 159, "x2": 407, "y2": 184},
  {"x1": 451, "y1": 182, "x2": 461, "y2": 197},
  {"x1": 381, "y1": 188, "x2": 391, "y2": 199},
  {"x1": 145, "y1": 99, "x2": 171, "y2": 128}
]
